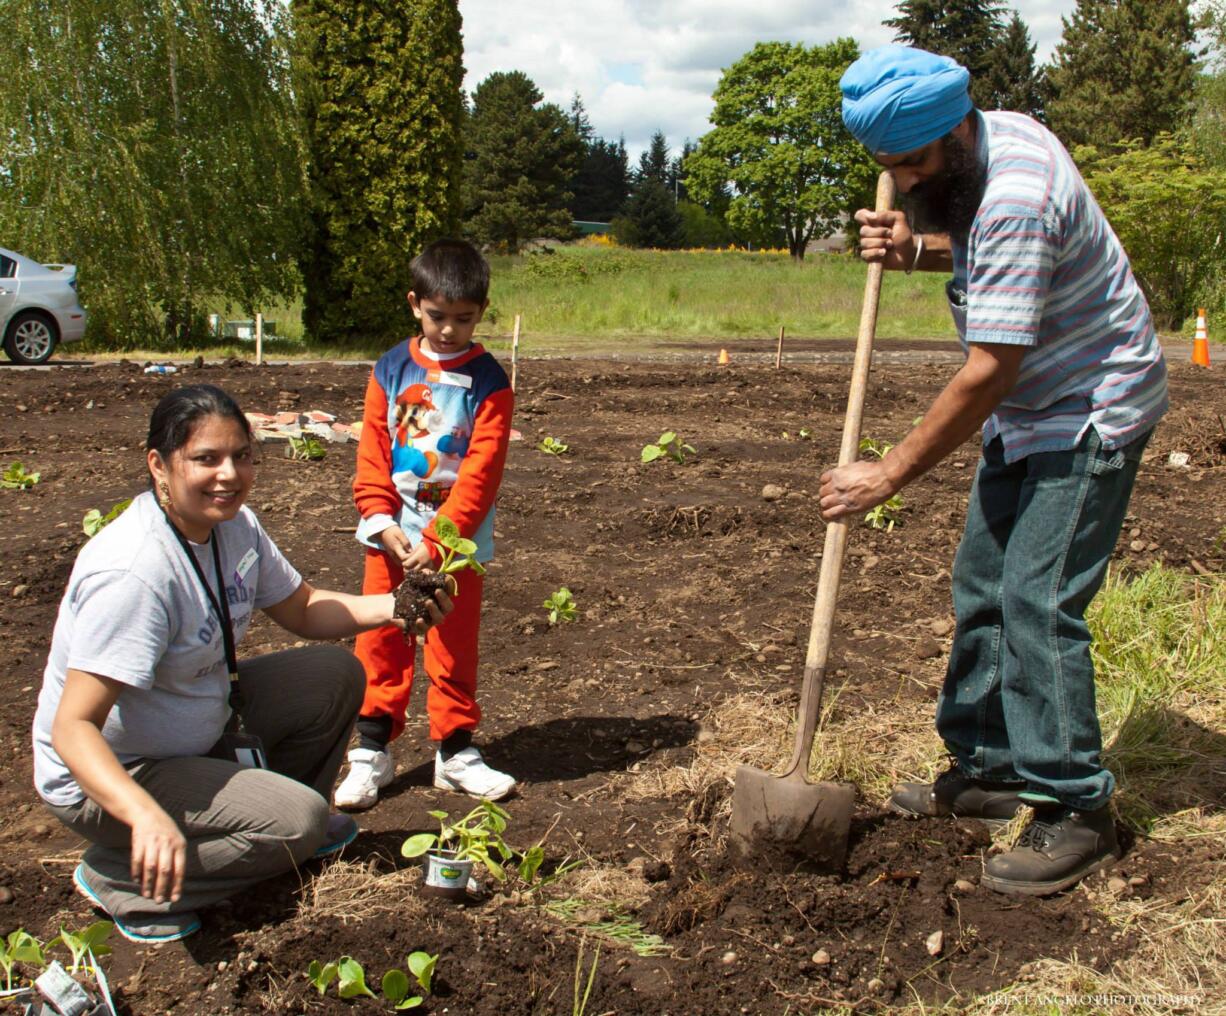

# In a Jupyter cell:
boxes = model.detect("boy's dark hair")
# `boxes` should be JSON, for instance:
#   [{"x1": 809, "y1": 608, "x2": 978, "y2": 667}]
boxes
[{"x1": 410, "y1": 239, "x2": 490, "y2": 305}]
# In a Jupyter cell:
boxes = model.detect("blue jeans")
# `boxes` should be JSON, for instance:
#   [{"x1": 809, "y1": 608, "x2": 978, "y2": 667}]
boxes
[{"x1": 937, "y1": 428, "x2": 1151, "y2": 812}]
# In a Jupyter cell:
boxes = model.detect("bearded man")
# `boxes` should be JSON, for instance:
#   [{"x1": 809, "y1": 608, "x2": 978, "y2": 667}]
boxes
[{"x1": 821, "y1": 46, "x2": 1168, "y2": 895}]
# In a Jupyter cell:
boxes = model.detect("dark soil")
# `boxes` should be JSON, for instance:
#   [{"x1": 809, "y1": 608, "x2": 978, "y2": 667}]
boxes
[
  {"x1": 395, "y1": 571, "x2": 451, "y2": 627},
  {"x1": 0, "y1": 349, "x2": 1220, "y2": 1014}
]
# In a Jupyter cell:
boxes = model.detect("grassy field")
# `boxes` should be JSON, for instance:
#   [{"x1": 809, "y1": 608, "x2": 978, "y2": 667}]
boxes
[{"x1": 82, "y1": 245, "x2": 959, "y2": 361}]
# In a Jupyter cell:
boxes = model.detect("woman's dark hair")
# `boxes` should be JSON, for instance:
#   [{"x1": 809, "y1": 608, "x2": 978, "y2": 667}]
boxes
[{"x1": 146, "y1": 384, "x2": 252, "y2": 480}]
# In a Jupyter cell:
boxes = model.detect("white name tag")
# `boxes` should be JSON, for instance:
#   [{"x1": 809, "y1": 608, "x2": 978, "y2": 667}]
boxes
[
  {"x1": 427, "y1": 369, "x2": 473, "y2": 390},
  {"x1": 235, "y1": 547, "x2": 259, "y2": 586}
]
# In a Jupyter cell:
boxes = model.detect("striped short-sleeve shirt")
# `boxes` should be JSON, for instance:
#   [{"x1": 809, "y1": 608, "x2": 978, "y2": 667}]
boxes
[{"x1": 949, "y1": 111, "x2": 1168, "y2": 463}]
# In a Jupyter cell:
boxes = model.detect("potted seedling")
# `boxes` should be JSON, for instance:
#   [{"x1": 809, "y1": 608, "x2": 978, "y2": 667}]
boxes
[
  {"x1": 394, "y1": 514, "x2": 486, "y2": 625},
  {"x1": 401, "y1": 801, "x2": 515, "y2": 900}
]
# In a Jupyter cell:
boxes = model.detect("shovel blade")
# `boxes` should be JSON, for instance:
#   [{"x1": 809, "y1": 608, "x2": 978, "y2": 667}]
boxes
[{"x1": 728, "y1": 764, "x2": 855, "y2": 874}]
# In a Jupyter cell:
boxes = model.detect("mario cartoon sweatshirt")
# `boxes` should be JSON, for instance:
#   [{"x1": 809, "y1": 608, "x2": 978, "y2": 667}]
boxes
[{"x1": 353, "y1": 336, "x2": 513, "y2": 562}]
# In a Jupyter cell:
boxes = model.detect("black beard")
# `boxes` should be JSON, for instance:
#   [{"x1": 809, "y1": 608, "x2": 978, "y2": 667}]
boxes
[{"x1": 900, "y1": 133, "x2": 986, "y2": 241}]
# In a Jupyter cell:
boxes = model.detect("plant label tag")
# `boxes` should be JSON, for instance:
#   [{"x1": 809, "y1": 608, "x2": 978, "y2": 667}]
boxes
[
  {"x1": 426, "y1": 369, "x2": 472, "y2": 390},
  {"x1": 234, "y1": 548, "x2": 258, "y2": 588}
]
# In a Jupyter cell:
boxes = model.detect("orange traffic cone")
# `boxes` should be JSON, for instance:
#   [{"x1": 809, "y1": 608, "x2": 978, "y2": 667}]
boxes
[
  {"x1": 718, "y1": 348, "x2": 730, "y2": 366},
  {"x1": 1192, "y1": 308, "x2": 1211, "y2": 367}
]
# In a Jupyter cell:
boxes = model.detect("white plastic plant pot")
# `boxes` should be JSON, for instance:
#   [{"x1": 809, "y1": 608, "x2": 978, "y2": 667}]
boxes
[{"x1": 422, "y1": 850, "x2": 474, "y2": 901}]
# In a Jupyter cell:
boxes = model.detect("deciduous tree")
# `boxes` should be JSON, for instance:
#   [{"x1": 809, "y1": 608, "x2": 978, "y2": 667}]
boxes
[
  {"x1": 684, "y1": 39, "x2": 877, "y2": 260},
  {"x1": 293, "y1": 0, "x2": 464, "y2": 344},
  {"x1": 0, "y1": 0, "x2": 304, "y2": 346}
]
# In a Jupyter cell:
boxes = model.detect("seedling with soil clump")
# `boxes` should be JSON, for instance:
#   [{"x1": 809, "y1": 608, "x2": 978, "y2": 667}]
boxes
[{"x1": 394, "y1": 514, "x2": 486, "y2": 624}]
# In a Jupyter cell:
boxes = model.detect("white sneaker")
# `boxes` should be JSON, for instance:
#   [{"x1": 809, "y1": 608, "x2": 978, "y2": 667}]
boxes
[
  {"x1": 333, "y1": 747, "x2": 394, "y2": 810},
  {"x1": 434, "y1": 747, "x2": 516, "y2": 801}
]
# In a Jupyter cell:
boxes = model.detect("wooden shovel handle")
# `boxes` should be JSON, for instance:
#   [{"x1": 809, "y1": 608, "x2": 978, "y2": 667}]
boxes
[{"x1": 785, "y1": 171, "x2": 897, "y2": 777}]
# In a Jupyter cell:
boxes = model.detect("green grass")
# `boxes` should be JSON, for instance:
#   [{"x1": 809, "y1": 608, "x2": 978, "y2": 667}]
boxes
[
  {"x1": 76, "y1": 245, "x2": 957, "y2": 361},
  {"x1": 1089, "y1": 565, "x2": 1226, "y2": 836},
  {"x1": 483, "y1": 245, "x2": 956, "y2": 349}
]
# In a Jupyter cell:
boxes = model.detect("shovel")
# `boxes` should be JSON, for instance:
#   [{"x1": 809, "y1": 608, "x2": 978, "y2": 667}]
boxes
[{"x1": 729, "y1": 171, "x2": 897, "y2": 873}]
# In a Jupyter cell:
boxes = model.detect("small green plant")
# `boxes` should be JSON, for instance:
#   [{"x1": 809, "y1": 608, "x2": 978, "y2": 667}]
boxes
[
  {"x1": 641, "y1": 431, "x2": 695, "y2": 464},
  {"x1": 286, "y1": 434, "x2": 327, "y2": 461},
  {"x1": 306, "y1": 959, "x2": 338, "y2": 996},
  {"x1": 433, "y1": 514, "x2": 487, "y2": 578},
  {"x1": 47, "y1": 922, "x2": 112, "y2": 975},
  {"x1": 537, "y1": 436, "x2": 569, "y2": 456},
  {"x1": 82, "y1": 498, "x2": 132, "y2": 537},
  {"x1": 309, "y1": 950, "x2": 438, "y2": 1009},
  {"x1": 380, "y1": 951, "x2": 438, "y2": 1010},
  {"x1": 543, "y1": 587, "x2": 578, "y2": 624},
  {"x1": 0, "y1": 930, "x2": 45, "y2": 990},
  {"x1": 858, "y1": 436, "x2": 894, "y2": 460},
  {"x1": 336, "y1": 956, "x2": 377, "y2": 999},
  {"x1": 865, "y1": 494, "x2": 905, "y2": 532},
  {"x1": 1, "y1": 462, "x2": 40, "y2": 489}
]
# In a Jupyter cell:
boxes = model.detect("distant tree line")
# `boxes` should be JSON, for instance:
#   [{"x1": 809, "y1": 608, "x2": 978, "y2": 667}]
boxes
[{"x1": 0, "y1": 0, "x2": 1219, "y2": 345}]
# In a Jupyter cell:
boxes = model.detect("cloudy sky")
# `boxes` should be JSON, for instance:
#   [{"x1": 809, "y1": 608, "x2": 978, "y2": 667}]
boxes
[{"x1": 456, "y1": 0, "x2": 1077, "y2": 161}]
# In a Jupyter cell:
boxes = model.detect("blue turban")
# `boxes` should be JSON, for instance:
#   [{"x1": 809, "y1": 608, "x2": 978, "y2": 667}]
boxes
[{"x1": 840, "y1": 46, "x2": 972, "y2": 156}]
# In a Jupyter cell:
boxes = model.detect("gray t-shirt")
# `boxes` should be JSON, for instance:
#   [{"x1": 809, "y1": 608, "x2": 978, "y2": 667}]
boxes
[{"x1": 32, "y1": 491, "x2": 301, "y2": 805}]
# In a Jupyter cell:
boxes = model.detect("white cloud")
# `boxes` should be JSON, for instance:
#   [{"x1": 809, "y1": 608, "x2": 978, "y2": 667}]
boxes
[{"x1": 457, "y1": 0, "x2": 1076, "y2": 161}]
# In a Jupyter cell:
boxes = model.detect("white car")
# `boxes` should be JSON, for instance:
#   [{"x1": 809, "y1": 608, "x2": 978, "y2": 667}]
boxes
[{"x1": 0, "y1": 247, "x2": 87, "y2": 365}]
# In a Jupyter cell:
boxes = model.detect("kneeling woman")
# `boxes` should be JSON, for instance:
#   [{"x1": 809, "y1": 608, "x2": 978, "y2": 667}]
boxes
[{"x1": 32, "y1": 384, "x2": 449, "y2": 943}]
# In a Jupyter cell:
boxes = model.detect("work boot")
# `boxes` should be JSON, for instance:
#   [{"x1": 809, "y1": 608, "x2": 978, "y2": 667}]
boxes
[
  {"x1": 889, "y1": 760, "x2": 1025, "y2": 828},
  {"x1": 981, "y1": 804, "x2": 1121, "y2": 896}
]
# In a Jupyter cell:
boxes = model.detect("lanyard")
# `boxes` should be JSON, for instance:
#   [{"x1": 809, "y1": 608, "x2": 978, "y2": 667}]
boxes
[{"x1": 162, "y1": 511, "x2": 244, "y2": 721}]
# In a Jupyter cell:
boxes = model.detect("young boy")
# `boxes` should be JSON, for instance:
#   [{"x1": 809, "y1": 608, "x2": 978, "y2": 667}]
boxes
[{"x1": 335, "y1": 239, "x2": 515, "y2": 810}]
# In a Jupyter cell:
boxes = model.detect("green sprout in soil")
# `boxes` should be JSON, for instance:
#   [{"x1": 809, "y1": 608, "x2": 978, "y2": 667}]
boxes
[
  {"x1": 858, "y1": 436, "x2": 894, "y2": 460},
  {"x1": 286, "y1": 434, "x2": 327, "y2": 461},
  {"x1": 641, "y1": 431, "x2": 695, "y2": 464},
  {"x1": 48, "y1": 922, "x2": 112, "y2": 975},
  {"x1": 0, "y1": 930, "x2": 45, "y2": 990},
  {"x1": 865, "y1": 494, "x2": 905, "y2": 532},
  {"x1": 1, "y1": 462, "x2": 40, "y2": 489},
  {"x1": 309, "y1": 952, "x2": 438, "y2": 1010},
  {"x1": 537, "y1": 436, "x2": 570, "y2": 456},
  {"x1": 82, "y1": 499, "x2": 132, "y2": 537},
  {"x1": 543, "y1": 587, "x2": 578, "y2": 624}
]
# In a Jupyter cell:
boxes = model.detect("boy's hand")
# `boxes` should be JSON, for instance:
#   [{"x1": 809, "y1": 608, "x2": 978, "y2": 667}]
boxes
[
  {"x1": 403, "y1": 540, "x2": 436, "y2": 573},
  {"x1": 379, "y1": 525, "x2": 413, "y2": 567}
]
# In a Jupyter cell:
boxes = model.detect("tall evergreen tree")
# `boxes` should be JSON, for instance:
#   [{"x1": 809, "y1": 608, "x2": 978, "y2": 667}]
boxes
[
  {"x1": 670, "y1": 140, "x2": 696, "y2": 203},
  {"x1": 463, "y1": 71, "x2": 583, "y2": 250},
  {"x1": 885, "y1": 0, "x2": 1008, "y2": 108},
  {"x1": 567, "y1": 95, "x2": 630, "y2": 221},
  {"x1": 293, "y1": 0, "x2": 464, "y2": 344},
  {"x1": 614, "y1": 179, "x2": 685, "y2": 248},
  {"x1": 637, "y1": 131, "x2": 672, "y2": 184},
  {"x1": 0, "y1": 0, "x2": 304, "y2": 346},
  {"x1": 984, "y1": 12, "x2": 1045, "y2": 117},
  {"x1": 1044, "y1": 0, "x2": 1196, "y2": 151}
]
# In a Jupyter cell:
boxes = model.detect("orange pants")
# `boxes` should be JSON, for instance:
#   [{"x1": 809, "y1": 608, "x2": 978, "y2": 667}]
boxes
[{"x1": 354, "y1": 548, "x2": 483, "y2": 743}]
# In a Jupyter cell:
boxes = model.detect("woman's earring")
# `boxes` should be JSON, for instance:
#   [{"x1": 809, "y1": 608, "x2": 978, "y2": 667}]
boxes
[{"x1": 158, "y1": 482, "x2": 171, "y2": 508}]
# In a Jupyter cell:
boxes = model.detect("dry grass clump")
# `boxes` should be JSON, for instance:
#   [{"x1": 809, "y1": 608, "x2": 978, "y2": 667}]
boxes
[{"x1": 298, "y1": 857, "x2": 425, "y2": 925}]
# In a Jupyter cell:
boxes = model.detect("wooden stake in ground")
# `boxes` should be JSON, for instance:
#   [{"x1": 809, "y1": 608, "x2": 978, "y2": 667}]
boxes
[
  {"x1": 255, "y1": 312, "x2": 264, "y2": 367},
  {"x1": 510, "y1": 314, "x2": 521, "y2": 389},
  {"x1": 775, "y1": 325, "x2": 785, "y2": 369}
]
